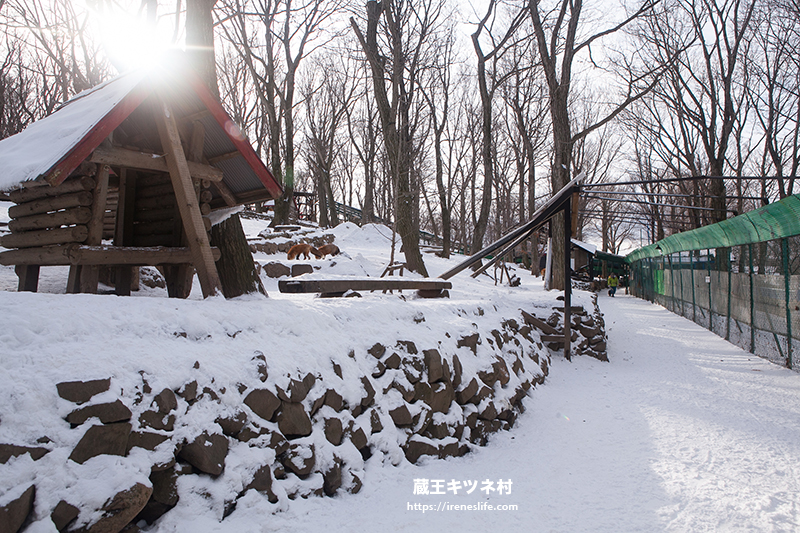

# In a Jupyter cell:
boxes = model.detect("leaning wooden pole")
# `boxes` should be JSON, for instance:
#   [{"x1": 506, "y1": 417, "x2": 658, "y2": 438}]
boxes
[
  {"x1": 440, "y1": 173, "x2": 583, "y2": 281},
  {"x1": 154, "y1": 96, "x2": 222, "y2": 298}
]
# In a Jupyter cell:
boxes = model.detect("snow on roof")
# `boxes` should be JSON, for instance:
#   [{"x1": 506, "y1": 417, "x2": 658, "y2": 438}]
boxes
[
  {"x1": 0, "y1": 59, "x2": 282, "y2": 204},
  {"x1": 571, "y1": 238, "x2": 597, "y2": 255},
  {"x1": 0, "y1": 70, "x2": 148, "y2": 191}
]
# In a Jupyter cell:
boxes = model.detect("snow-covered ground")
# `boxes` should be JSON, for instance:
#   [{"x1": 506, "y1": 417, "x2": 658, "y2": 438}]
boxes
[
  {"x1": 2, "y1": 203, "x2": 800, "y2": 532},
  {"x1": 230, "y1": 293, "x2": 799, "y2": 533}
]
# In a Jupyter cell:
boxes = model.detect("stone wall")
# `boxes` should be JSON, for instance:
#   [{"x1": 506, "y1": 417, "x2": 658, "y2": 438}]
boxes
[{"x1": 0, "y1": 299, "x2": 608, "y2": 533}]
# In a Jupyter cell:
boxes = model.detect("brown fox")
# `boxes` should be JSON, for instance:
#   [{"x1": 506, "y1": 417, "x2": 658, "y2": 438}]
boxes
[
  {"x1": 287, "y1": 243, "x2": 318, "y2": 260},
  {"x1": 314, "y1": 244, "x2": 340, "y2": 259}
]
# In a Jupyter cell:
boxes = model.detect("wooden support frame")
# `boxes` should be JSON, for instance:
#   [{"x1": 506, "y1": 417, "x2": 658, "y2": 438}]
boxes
[
  {"x1": 439, "y1": 174, "x2": 584, "y2": 280},
  {"x1": 439, "y1": 174, "x2": 583, "y2": 359},
  {"x1": 154, "y1": 96, "x2": 222, "y2": 298}
]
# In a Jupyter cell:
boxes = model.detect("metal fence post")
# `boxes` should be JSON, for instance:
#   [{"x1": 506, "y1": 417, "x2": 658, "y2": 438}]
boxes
[
  {"x1": 782, "y1": 238, "x2": 793, "y2": 369},
  {"x1": 708, "y1": 249, "x2": 713, "y2": 331},
  {"x1": 726, "y1": 248, "x2": 732, "y2": 341},
  {"x1": 680, "y1": 252, "x2": 686, "y2": 317},
  {"x1": 669, "y1": 253, "x2": 676, "y2": 313},
  {"x1": 689, "y1": 251, "x2": 697, "y2": 324},
  {"x1": 749, "y1": 243, "x2": 755, "y2": 354}
]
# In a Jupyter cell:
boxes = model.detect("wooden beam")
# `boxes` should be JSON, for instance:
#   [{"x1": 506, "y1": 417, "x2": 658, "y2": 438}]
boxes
[
  {"x1": 90, "y1": 146, "x2": 223, "y2": 182},
  {"x1": 279, "y1": 278, "x2": 452, "y2": 295},
  {"x1": 0, "y1": 244, "x2": 221, "y2": 266},
  {"x1": 180, "y1": 109, "x2": 211, "y2": 123},
  {"x1": 208, "y1": 150, "x2": 240, "y2": 165},
  {"x1": 154, "y1": 97, "x2": 222, "y2": 298},
  {"x1": 211, "y1": 180, "x2": 238, "y2": 206},
  {"x1": 439, "y1": 175, "x2": 583, "y2": 280}
]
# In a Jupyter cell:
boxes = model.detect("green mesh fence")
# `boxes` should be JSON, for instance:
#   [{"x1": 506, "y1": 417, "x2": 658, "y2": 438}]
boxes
[
  {"x1": 627, "y1": 194, "x2": 800, "y2": 261},
  {"x1": 626, "y1": 195, "x2": 800, "y2": 370}
]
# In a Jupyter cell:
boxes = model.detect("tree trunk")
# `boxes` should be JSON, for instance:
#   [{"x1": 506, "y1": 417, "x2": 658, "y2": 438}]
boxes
[
  {"x1": 210, "y1": 214, "x2": 266, "y2": 297},
  {"x1": 350, "y1": 1, "x2": 428, "y2": 276},
  {"x1": 187, "y1": 0, "x2": 265, "y2": 297}
]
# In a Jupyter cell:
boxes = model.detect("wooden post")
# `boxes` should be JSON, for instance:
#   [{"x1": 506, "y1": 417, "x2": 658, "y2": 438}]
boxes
[
  {"x1": 16, "y1": 265, "x2": 40, "y2": 292},
  {"x1": 154, "y1": 97, "x2": 222, "y2": 298},
  {"x1": 114, "y1": 169, "x2": 137, "y2": 296},
  {"x1": 563, "y1": 191, "x2": 573, "y2": 360},
  {"x1": 571, "y1": 190, "x2": 579, "y2": 238},
  {"x1": 79, "y1": 165, "x2": 110, "y2": 293}
]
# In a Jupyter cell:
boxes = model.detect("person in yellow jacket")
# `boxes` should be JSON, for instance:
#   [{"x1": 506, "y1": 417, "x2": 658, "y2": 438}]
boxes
[{"x1": 608, "y1": 272, "x2": 619, "y2": 297}]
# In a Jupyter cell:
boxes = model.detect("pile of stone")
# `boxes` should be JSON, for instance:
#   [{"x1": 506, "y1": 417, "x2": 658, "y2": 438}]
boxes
[{"x1": 248, "y1": 231, "x2": 334, "y2": 256}]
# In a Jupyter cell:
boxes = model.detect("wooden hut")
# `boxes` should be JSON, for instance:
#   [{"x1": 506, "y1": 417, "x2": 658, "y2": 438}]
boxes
[{"x1": 0, "y1": 61, "x2": 282, "y2": 298}]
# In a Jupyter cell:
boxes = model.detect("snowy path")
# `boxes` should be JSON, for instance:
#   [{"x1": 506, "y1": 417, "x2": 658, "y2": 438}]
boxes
[{"x1": 219, "y1": 293, "x2": 800, "y2": 533}]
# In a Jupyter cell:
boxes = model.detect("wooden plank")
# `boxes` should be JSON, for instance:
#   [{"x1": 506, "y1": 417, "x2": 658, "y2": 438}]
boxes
[
  {"x1": 8, "y1": 177, "x2": 96, "y2": 204},
  {"x1": 8, "y1": 191, "x2": 94, "y2": 219},
  {"x1": 114, "y1": 169, "x2": 137, "y2": 296},
  {"x1": 135, "y1": 208, "x2": 175, "y2": 223},
  {"x1": 85, "y1": 166, "x2": 110, "y2": 246},
  {"x1": 520, "y1": 310, "x2": 561, "y2": 335},
  {"x1": 90, "y1": 146, "x2": 224, "y2": 182},
  {"x1": 8, "y1": 207, "x2": 92, "y2": 232},
  {"x1": 0, "y1": 244, "x2": 220, "y2": 266},
  {"x1": 154, "y1": 97, "x2": 222, "y2": 298},
  {"x1": 208, "y1": 150, "x2": 240, "y2": 165},
  {"x1": 135, "y1": 194, "x2": 176, "y2": 211},
  {"x1": 279, "y1": 279, "x2": 452, "y2": 294},
  {"x1": 136, "y1": 183, "x2": 175, "y2": 199}
]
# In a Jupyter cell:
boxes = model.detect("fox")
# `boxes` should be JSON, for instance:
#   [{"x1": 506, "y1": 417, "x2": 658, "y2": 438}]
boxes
[
  {"x1": 287, "y1": 243, "x2": 318, "y2": 260},
  {"x1": 314, "y1": 243, "x2": 340, "y2": 259}
]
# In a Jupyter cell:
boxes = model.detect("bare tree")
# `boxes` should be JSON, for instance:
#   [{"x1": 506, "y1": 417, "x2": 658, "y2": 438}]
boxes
[
  {"x1": 528, "y1": 0, "x2": 662, "y2": 289},
  {"x1": 302, "y1": 53, "x2": 356, "y2": 227},
  {"x1": 350, "y1": 0, "x2": 450, "y2": 276},
  {"x1": 418, "y1": 6, "x2": 458, "y2": 257},
  {"x1": 217, "y1": 0, "x2": 342, "y2": 226},
  {"x1": 470, "y1": 0, "x2": 526, "y2": 256}
]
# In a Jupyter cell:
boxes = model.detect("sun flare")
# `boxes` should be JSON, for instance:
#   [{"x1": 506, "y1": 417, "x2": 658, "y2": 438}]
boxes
[{"x1": 88, "y1": 4, "x2": 175, "y2": 72}]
